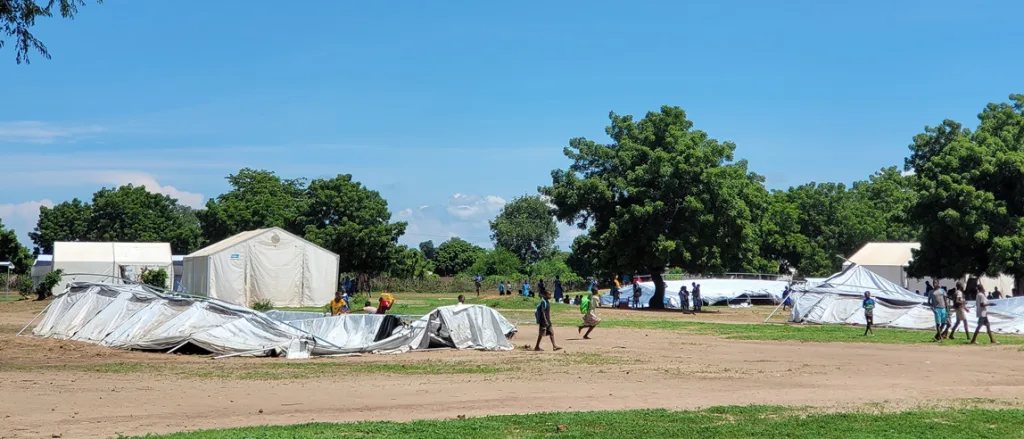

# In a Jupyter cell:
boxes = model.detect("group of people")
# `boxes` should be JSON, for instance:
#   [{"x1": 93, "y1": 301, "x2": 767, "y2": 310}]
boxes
[
  {"x1": 495, "y1": 276, "x2": 576, "y2": 302},
  {"x1": 676, "y1": 283, "x2": 703, "y2": 313},
  {"x1": 329, "y1": 289, "x2": 395, "y2": 316},
  {"x1": 859, "y1": 281, "x2": 999, "y2": 343},
  {"x1": 608, "y1": 277, "x2": 645, "y2": 309}
]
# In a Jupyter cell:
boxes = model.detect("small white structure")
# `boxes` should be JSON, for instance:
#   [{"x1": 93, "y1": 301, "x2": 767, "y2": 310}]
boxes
[
  {"x1": 181, "y1": 227, "x2": 340, "y2": 308},
  {"x1": 845, "y1": 242, "x2": 1014, "y2": 295},
  {"x1": 172, "y1": 255, "x2": 184, "y2": 292},
  {"x1": 51, "y1": 242, "x2": 173, "y2": 293},
  {"x1": 32, "y1": 254, "x2": 53, "y2": 285}
]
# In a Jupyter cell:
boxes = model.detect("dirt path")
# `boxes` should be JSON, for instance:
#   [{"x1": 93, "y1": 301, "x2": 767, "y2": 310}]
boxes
[{"x1": 4, "y1": 323, "x2": 1024, "y2": 439}]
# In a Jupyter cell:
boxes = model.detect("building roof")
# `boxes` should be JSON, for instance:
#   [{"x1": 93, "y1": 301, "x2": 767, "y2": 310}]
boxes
[
  {"x1": 847, "y1": 242, "x2": 919, "y2": 267},
  {"x1": 53, "y1": 242, "x2": 172, "y2": 264},
  {"x1": 35, "y1": 255, "x2": 53, "y2": 265}
]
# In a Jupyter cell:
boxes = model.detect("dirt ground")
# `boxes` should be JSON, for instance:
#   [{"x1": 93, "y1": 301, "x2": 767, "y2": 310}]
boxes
[{"x1": 3, "y1": 299, "x2": 1024, "y2": 439}]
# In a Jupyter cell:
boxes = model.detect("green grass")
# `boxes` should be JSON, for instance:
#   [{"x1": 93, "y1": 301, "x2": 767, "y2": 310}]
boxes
[
  {"x1": 130, "y1": 406, "x2": 1024, "y2": 438},
  {"x1": 547, "y1": 318, "x2": 1022, "y2": 345},
  {"x1": 0, "y1": 293, "x2": 26, "y2": 302}
]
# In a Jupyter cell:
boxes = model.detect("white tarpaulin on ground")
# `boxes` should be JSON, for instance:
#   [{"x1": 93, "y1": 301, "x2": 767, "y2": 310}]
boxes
[
  {"x1": 180, "y1": 227, "x2": 340, "y2": 308},
  {"x1": 600, "y1": 279, "x2": 788, "y2": 308},
  {"x1": 787, "y1": 265, "x2": 1024, "y2": 334},
  {"x1": 33, "y1": 282, "x2": 516, "y2": 356}
]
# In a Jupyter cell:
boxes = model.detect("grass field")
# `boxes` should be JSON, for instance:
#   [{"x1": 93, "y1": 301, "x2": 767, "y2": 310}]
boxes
[{"x1": 131, "y1": 406, "x2": 1024, "y2": 438}]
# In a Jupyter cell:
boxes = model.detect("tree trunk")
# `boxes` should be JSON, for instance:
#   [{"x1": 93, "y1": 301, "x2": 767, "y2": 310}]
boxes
[
  {"x1": 648, "y1": 271, "x2": 666, "y2": 309},
  {"x1": 966, "y1": 276, "x2": 979, "y2": 301}
]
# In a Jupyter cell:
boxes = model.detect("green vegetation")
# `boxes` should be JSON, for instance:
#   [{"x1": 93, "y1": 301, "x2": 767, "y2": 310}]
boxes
[
  {"x1": 250, "y1": 298, "x2": 275, "y2": 312},
  {"x1": 35, "y1": 268, "x2": 63, "y2": 300},
  {"x1": 131, "y1": 406, "x2": 1024, "y2": 438},
  {"x1": 140, "y1": 268, "x2": 169, "y2": 289},
  {"x1": 489, "y1": 195, "x2": 559, "y2": 265}
]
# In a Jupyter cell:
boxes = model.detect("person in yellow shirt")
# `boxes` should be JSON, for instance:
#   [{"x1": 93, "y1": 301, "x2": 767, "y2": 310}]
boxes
[{"x1": 329, "y1": 290, "x2": 348, "y2": 316}]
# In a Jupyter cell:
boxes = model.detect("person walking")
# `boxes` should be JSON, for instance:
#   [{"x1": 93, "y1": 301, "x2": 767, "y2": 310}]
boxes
[
  {"x1": 949, "y1": 282, "x2": 970, "y2": 340},
  {"x1": 930, "y1": 285, "x2": 950, "y2": 341},
  {"x1": 692, "y1": 284, "x2": 702, "y2": 312},
  {"x1": 578, "y1": 289, "x2": 601, "y2": 339},
  {"x1": 534, "y1": 291, "x2": 562, "y2": 351},
  {"x1": 538, "y1": 278, "x2": 548, "y2": 299},
  {"x1": 971, "y1": 289, "x2": 999, "y2": 344},
  {"x1": 631, "y1": 280, "x2": 642, "y2": 309},
  {"x1": 553, "y1": 276, "x2": 564, "y2": 303},
  {"x1": 862, "y1": 291, "x2": 875, "y2": 336},
  {"x1": 474, "y1": 275, "x2": 482, "y2": 297},
  {"x1": 610, "y1": 280, "x2": 621, "y2": 309},
  {"x1": 782, "y1": 286, "x2": 792, "y2": 311},
  {"x1": 522, "y1": 279, "x2": 530, "y2": 297}
]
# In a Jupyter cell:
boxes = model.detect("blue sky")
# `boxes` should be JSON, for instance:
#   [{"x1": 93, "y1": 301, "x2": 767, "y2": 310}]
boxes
[{"x1": 1, "y1": 0, "x2": 1022, "y2": 251}]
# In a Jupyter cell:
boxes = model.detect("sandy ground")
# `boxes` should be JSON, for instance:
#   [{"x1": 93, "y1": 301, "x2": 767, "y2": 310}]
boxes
[{"x1": 3, "y1": 299, "x2": 1024, "y2": 438}]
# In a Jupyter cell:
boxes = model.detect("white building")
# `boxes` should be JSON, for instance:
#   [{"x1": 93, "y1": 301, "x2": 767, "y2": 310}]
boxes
[
  {"x1": 845, "y1": 242, "x2": 1014, "y2": 295},
  {"x1": 32, "y1": 254, "x2": 52, "y2": 286},
  {"x1": 50, "y1": 242, "x2": 174, "y2": 293},
  {"x1": 180, "y1": 227, "x2": 340, "y2": 308}
]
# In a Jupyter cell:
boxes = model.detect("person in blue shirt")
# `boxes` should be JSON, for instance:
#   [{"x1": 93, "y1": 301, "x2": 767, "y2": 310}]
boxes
[
  {"x1": 553, "y1": 276, "x2": 563, "y2": 302},
  {"x1": 862, "y1": 291, "x2": 876, "y2": 336},
  {"x1": 522, "y1": 280, "x2": 530, "y2": 297},
  {"x1": 497, "y1": 282, "x2": 506, "y2": 296}
]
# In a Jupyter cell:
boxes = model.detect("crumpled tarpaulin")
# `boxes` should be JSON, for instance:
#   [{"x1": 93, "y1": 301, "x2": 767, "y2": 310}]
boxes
[{"x1": 32, "y1": 282, "x2": 516, "y2": 357}]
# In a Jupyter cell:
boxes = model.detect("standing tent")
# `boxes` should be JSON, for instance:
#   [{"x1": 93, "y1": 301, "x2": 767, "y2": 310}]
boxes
[
  {"x1": 180, "y1": 227, "x2": 340, "y2": 308},
  {"x1": 51, "y1": 242, "x2": 173, "y2": 293},
  {"x1": 845, "y1": 242, "x2": 1014, "y2": 294}
]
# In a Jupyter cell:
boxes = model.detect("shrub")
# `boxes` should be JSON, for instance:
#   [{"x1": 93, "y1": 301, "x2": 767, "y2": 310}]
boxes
[
  {"x1": 140, "y1": 268, "x2": 169, "y2": 289},
  {"x1": 250, "y1": 298, "x2": 274, "y2": 312},
  {"x1": 36, "y1": 269, "x2": 64, "y2": 300},
  {"x1": 18, "y1": 275, "x2": 34, "y2": 298}
]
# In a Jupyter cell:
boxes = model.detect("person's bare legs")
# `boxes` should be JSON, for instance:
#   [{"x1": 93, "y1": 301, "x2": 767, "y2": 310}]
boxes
[
  {"x1": 548, "y1": 332, "x2": 562, "y2": 350},
  {"x1": 583, "y1": 326, "x2": 595, "y2": 339},
  {"x1": 950, "y1": 318, "x2": 960, "y2": 339},
  {"x1": 534, "y1": 329, "x2": 545, "y2": 351},
  {"x1": 935, "y1": 323, "x2": 943, "y2": 341},
  {"x1": 987, "y1": 320, "x2": 998, "y2": 344}
]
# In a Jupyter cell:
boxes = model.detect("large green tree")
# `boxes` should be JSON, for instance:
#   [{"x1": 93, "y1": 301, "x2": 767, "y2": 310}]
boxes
[
  {"x1": 30, "y1": 197, "x2": 91, "y2": 254},
  {"x1": 489, "y1": 195, "x2": 558, "y2": 265},
  {"x1": 434, "y1": 237, "x2": 482, "y2": 277},
  {"x1": 542, "y1": 106, "x2": 769, "y2": 308},
  {"x1": 388, "y1": 246, "x2": 433, "y2": 279},
  {"x1": 468, "y1": 248, "x2": 521, "y2": 277},
  {"x1": 418, "y1": 240, "x2": 438, "y2": 261},
  {"x1": 199, "y1": 168, "x2": 307, "y2": 244},
  {"x1": 907, "y1": 94, "x2": 1024, "y2": 287},
  {"x1": 88, "y1": 184, "x2": 204, "y2": 254},
  {"x1": 299, "y1": 174, "x2": 406, "y2": 275},
  {"x1": 850, "y1": 166, "x2": 919, "y2": 242},
  {"x1": 0, "y1": 218, "x2": 32, "y2": 273},
  {"x1": 2, "y1": 0, "x2": 100, "y2": 64}
]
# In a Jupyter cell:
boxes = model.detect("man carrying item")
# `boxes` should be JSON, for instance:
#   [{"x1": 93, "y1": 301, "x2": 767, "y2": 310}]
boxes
[
  {"x1": 930, "y1": 285, "x2": 950, "y2": 341},
  {"x1": 534, "y1": 290, "x2": 562, "y2": 351},
  {"x1": 862, "y1": 291, "x2": 875, "y2": 336},
  {"x1": 971, "y1": 289, "x2": 999, "y2": 344}
]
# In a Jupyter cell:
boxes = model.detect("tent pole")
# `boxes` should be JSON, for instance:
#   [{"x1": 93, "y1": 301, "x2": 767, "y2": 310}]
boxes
[
  {"x1": 212, "y1": 347, "x2": 275, "y2": 360},
  {"x1": 166, "y1": 340, "x2": 190, "y2": 354},
  {"x1": 763, "y1": 297, "x2": 789, "y2": 324},
  {"x1": 17, "y1": 302, "x2": 51, "y2": 336}
]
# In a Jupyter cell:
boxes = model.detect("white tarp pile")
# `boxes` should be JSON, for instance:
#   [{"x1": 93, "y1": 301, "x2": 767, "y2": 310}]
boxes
[
  {"x1": 32, "y1": 282, "x2": 516, "y2": 357},
  {"x1": 788, "y1": 265, "x2": 1024, "y2": 334},
  {"x1": 600, "y1": 279, "x2": 789, "y2": 308}
]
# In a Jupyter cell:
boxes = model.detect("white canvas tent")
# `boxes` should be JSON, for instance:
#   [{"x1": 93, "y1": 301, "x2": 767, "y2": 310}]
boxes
[
  {"x1": 846, "y1": 242, "x2": 1014, "y2": 295},
  {"x1": 601, "y1": 278, "x2": 789, "y2": 308},
  {"x1": 180, "y1": 227, "x2": 340, "y2": 308},
  {"x1": 51, "y1": 242, "x2": 173, "y2": 293},
  {"x1": 32, "y1": 282, "x2": 516, "y2": 356}
]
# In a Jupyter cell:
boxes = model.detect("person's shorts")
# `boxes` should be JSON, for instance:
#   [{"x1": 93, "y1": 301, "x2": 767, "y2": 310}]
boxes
[
  {"x1": 933, "y1": 308, "x2": 948, "y2": 325},
  {"x1": 864, "y1": 310, "x2": 873, "y2": 320},
  {"x1": 978, "y1": 316, "x2": 990, "y2": 326},
  {"x1": 956, "y1": 308, "x2": 967, "y2": 320},
  {"x1": 538, "y1": 325, "x2": 553, "y2": 336}
]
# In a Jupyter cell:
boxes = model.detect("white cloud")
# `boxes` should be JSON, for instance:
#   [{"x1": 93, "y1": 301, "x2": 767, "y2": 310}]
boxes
[
  {"x1": 446, "y1": 193, "x2": 506, "y2": 220},
  {"x1": 0, "y1": 199, "x2": 54, "y2": 246},
  {"x1": 0, "y1": 121, "x2": 106, "y2": 144},
  {"x1": 902, "y1": 168, "x2": 916, "y2": 176}
]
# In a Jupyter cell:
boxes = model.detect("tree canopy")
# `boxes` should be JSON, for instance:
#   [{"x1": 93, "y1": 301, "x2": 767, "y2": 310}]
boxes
[
  {"x1": 30, "y1": 197, "x2": 90, "y2": 254},
  {"x1": 300, "y1": 174, "x2": 407, "y2": 274},
  {"x1": 1, "y1": 0, "x2": 99, "y2": 64},
  {"x1": 489, "y1": 195, "x2": 558, "y2": 265},
  {"x1": 0, "y1": 218, "x2": 32, "y2": 273},
  {"x1": 418, "y1": 240, "x2": 438, "y2": 261},
  {"x1": 542, "y1": 106, "x2": 769, "y2": 308},
  {"x1": 199, "y1": 168, "x2": 307, "y2": 244},
  {"x1": 907, "y1": 94, "x2": 1024, "y2": 283},
  {"x1": 434, "y1": 237, "x2": 482, "y2": 277}
]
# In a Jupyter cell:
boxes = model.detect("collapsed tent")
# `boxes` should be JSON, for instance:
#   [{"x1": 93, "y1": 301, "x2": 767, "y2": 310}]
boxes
[
  {"x1": 787, "y1": 265, "x2": 1024, "y2": 334},
  {"x1": 600, "y1": 279, "x2": 789, "y2": 308},
  {"x1": 32, "y1": 282, "x2": 516, "y2": 357}
]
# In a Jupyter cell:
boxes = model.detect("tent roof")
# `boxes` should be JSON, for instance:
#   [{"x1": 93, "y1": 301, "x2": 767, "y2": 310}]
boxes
[
  {"x1": 186, "y1": 227, "x2": 338, "y2": 258},
  {"x1": 847, "y1": 242, "x2": 919, "y2": 267},
  {"x1": 53, "y1": 242, "x2": 172, "y2": 264},
  {"x1": 804, "y1": 264, "x2": 924, "y2": 303}
]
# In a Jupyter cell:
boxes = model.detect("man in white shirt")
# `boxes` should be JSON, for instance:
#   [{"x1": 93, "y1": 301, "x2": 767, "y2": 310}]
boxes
[{"x1": 970, "y1": 291, "x2": 999, "y2": 344}]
